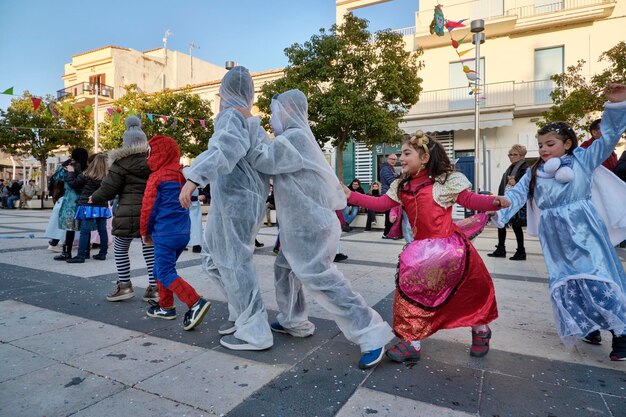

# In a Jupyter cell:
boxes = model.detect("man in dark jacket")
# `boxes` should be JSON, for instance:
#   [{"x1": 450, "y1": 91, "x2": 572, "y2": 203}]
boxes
[{"x1": 91, "y1": 116, "x2": 156, "y2": 302}]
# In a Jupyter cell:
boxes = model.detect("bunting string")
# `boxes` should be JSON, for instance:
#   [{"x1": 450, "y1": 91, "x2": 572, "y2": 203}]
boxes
[{"x1": 1, "y1": 86, "x2": 209, "y2": 129}]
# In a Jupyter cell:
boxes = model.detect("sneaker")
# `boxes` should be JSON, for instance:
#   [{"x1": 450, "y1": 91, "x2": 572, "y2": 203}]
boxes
[
  {"x1": 582, "y1": 329, "x2": 602, "y2": 345},
  {"x1": 386, "y1": 341, "x2": 421, "y2": 363},
  {"x1": 470, "y1": 327, "x2": 492, "y2": 357},
  {"x1": 255, "y1": 240, "x2": 265, "y2": 248},
  {"x1": 270, "y1": 321, "x2": 289, "y2": 334},
  {"x1": 183, "y1": 298, "x2": 211, "y2": 331},
  {"x1": 359, "y1": 347, "x2": 384, "y2": 369},
  {"x1": 270, "y1": 321, "x2": 315, "y2": 337},
  {"x1": 146, "y1": 301, "x2": 176, "y2": 320},
  {"x1": 47, "y1": 244, "x2": 62, "y2": 253},
  {"x1": 142, "y1": 285, "x2": 159, "y2": 302},
  {"x1": 106, "y1": 280, "x2": 135, "y2": 302},
  {"x1": 334, "y1": 253, "x2": 348, "y2": 262},
  {"x1": 218, "y1": 321, "x2": 236, "y2": 335},
  {"x1": 220, "y1": 335, "x2": 271, "y2": 351},
  {"x1": 92, "y1": 253, "x2": 106, "y2": 261}
]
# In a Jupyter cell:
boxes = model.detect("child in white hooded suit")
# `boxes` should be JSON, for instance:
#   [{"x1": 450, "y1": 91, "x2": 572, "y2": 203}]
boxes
[{"x1": 240, "y1": 89, "x2": 394, "y2": 369}]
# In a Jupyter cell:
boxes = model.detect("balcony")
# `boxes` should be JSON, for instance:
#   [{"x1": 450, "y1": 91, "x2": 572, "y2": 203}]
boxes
[
  {"x1": 405, "y1": 79, "x2": 556, "y2": 117},
  {"x1": 411, "y1": 0, "x2": 615, "y2": 48},
  {"x1": 57, "y1": 82, "x2": 115, "y2": 103}
]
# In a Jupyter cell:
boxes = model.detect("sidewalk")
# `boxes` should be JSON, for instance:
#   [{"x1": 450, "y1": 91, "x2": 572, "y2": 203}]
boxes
[{"x1": 1, "y1": 210, "x2": 625, "y2": 416}]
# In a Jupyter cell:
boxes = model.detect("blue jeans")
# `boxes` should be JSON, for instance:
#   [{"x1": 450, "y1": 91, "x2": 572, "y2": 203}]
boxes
[
  {"x1": 77, "y1": 218, "x2": 108, "y2": 258},
  {"x1": 6, "y1": 195, "x2": 19, "y2": 209},
  {"x1": 342, "y1": 206, "x2": 360, "y2": 225}
]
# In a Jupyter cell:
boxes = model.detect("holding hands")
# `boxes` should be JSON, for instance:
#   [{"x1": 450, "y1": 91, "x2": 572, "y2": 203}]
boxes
[
  {"x1": 492, "y1": 196, "x2": 511, "y2": 208},
  {"x1": 179, "y1": 180, "x2": 197, "y2": 209},
  {"x1": 342, "y1": 184, "x2": 352, "y2": 200}
]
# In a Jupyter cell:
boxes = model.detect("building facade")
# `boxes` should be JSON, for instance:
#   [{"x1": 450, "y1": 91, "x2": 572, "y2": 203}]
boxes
[{"x1": 337, "y1": 0, "x2": 626, "y2": 193}]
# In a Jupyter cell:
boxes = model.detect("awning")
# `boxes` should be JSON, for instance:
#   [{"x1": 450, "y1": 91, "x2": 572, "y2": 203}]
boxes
[{"x1": 400, "y1": 111, "x2": 514, "y2": 133}]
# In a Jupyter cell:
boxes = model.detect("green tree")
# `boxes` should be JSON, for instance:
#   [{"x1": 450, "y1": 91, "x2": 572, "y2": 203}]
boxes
[
  {"x1": 540, "y1": 41, "x2": 626, "y2": 134},
  {"x1": 257, "y1": 13, "x2": 424, "y2": 179},
  {"x1": 0, "y1": 93, "x2": 91, "y2": 191},
  {"x1": 98, "y1": 86, "x2": 214, "y2": 157}
]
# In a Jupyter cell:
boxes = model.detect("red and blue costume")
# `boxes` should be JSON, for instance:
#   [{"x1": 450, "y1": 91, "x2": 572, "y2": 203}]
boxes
[{"x1": 141, "y1": 135, "x2": 200, "y2": 309}]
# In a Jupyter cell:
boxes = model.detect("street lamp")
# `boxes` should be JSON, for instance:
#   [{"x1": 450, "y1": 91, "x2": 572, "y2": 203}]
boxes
[
  {"x1": 94, "y1": 81, "x2": 99, "y2": 153},
  {"x1": 471, "y1": 19, "x2": 485, "y2": 193}
]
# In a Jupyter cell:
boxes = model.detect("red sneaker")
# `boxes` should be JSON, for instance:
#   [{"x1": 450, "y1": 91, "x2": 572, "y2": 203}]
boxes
[
  {"x1": 470, "y1": 327, "x2": 492, "y2": 357},
  {"x1": 385, "y1": 340, "x2": 421, "y2": 363}
]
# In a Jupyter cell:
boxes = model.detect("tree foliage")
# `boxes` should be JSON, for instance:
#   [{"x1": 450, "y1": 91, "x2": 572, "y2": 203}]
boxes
[
  {"x1": 98, "y1": 86, "x2": 214, "y2": 157},
  {"x1": 0, "y1": 93, "x2": 91, "y2": 184},
  {"x1": 257, "y1": 13, "x2": 423, "y2": 178},
  {"x1": 540, "y1": 41, "x2": 626, "y2": 134}
]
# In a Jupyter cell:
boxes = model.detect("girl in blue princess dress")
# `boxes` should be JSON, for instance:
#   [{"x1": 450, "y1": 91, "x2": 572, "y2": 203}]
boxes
[
  {"x1": 494, "y1": 83, "x2": 626, "y2": 361},
  {"x1": 66, "y1": 153, "x2": 111, "y2": 263}
]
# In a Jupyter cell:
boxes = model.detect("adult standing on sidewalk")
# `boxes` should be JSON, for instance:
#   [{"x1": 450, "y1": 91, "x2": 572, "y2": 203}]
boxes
[
  {"x1": 380, "y1": 153, "x2": 398, "y2": 239},
  {"x1": 488, "y1": 145, "x2": 529, "y2": 261}
]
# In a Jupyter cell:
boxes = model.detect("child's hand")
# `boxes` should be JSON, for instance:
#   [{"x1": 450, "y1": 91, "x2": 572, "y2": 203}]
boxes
[
  {"x1": 235, "y1": 106, "x2": 253, "y2": 119},
  {"x1": 88, "y1": 196, "x2": 93, "y2": 204},
  {"x1": 342, "y1": 184, "x2": 352, "y2": 200},
  {"x1": 179, "y1": 180, "x2": 197, "y2": 209},
  {"x1": 485, "y1": 210, "x2": 497, "y2": 216},
  {"x1": 493, "y1": 196, "x2": 511, "y2": 208},
  {"x1": 389, "y1": 215, "x2": 398, "y2": 223},
  {"x1": 142, "y1": 235, "x2": 153, "y2": 245},
  {"x1": 65, "y1": 165, "x2": 74, "y2": 172},
  {"x1": 605, "y1": 83, "x2": 626, "y2": 103}
]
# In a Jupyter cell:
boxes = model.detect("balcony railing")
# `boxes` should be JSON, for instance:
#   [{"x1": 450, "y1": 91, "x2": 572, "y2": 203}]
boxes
[
  {"x1": 406, "y1": 79, "x2": 557, "y2": 116},
  {"x1": 57, "y1": 82, "x2": 114, "y2": 101},
  {"x1": 506, "y1": 0, "x2": 613, "y2": 18},
  {"x1": 414, "y1": 0, "x2": 613, "y2": 28}
]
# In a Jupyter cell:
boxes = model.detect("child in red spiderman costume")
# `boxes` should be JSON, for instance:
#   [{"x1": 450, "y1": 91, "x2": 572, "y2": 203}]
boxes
[{"x1": 141, "y1": 135, "x2": 211, "y2": 330}]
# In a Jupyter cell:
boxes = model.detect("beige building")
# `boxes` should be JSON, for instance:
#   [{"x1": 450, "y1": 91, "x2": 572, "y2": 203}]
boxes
[
  {"x1": 58, "y1": 46, "x2": 228, "y2": 110},
  {"x1": 337, "y1": 0, "x2": 626, "y2": 192}
]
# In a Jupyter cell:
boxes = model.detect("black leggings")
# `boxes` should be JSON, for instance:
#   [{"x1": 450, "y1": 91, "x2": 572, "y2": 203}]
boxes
[
  {"x1": 497, "y1": 224, "x2": 524, "y2": 251},
  {"x1": 64, "y1": 230, "x2": 76, "y2": 247}
]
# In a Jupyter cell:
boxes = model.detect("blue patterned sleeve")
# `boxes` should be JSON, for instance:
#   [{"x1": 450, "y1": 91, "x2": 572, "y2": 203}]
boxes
[
  {"x1": 493, "y1": 170, "x2": 531, "y2": 228},
  {"x1": 577, "y1": 101, "x2": 626, "y2": 171}
]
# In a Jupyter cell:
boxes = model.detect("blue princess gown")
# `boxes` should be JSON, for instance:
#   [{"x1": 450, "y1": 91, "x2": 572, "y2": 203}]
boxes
[{"x1": 495, "y1": 101, "x2": 626, "y2": 348}]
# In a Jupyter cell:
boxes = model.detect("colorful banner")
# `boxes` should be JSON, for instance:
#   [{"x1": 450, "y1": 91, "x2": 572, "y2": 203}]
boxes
[{"x1": 31, "y1": 97, "x2": 42, "y2": 111}]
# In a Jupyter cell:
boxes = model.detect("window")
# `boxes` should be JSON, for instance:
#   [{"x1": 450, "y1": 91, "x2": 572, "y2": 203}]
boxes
[
  {"x1": 534, "y1": 46, "x2": 563, "y2": 104},
  {"x1": 449, "y1": 58, "x2": 485, "y2": 111}
]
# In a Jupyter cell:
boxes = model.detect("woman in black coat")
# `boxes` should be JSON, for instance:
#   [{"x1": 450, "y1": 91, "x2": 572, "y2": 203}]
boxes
[{"x1": 488, "y1": 144, "x2": 529, "y2": 261}]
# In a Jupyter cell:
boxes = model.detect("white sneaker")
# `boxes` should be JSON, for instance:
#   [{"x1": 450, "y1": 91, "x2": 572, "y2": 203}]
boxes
[{"x1": 48, "y1": 244, "x2": 62, "y2": 252}]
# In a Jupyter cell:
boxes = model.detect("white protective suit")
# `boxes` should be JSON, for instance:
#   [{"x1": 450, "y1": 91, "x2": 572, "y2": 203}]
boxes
[
  {"x1": 246, "y1": 89, "x2": 394, "y2": 352},
  {"x1": 186, "y1": 66, "x2": 299, "y2": 349}
]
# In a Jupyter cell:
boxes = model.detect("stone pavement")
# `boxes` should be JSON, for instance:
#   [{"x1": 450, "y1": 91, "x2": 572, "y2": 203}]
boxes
[{"x1": 0, "y1": 209, "x2": 625, "y2": 417}]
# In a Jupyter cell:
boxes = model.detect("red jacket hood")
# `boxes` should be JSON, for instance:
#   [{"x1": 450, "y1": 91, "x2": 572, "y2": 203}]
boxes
[{"x1": 147, "y1": 135, "x2": 181, "y2": 172}]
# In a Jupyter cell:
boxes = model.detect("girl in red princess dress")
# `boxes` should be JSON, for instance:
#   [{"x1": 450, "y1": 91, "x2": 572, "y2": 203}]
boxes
[{"x1": 345, "y1": 131, "x2": 510, "y2": 363}]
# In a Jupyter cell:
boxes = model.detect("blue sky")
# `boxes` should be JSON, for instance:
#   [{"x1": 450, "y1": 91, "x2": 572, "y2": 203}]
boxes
[{"x1": 0, "y1": 0, "x2": 418, "y2": 110}]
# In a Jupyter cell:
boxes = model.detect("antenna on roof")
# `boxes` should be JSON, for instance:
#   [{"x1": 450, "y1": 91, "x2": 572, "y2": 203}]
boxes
[
  {"x1": 189, "y1": 42, "x2": 200, "y2": 82},
  {"x1": 162, "y1": 29, "x2": 174, "y2": 89}
]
